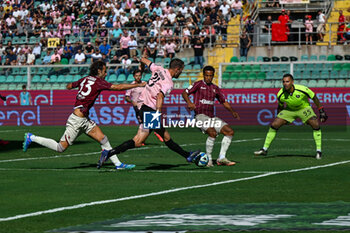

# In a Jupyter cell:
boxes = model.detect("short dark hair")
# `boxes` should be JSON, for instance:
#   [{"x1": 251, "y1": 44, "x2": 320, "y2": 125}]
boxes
[
  {"x1": 283, "y1": 73, "x2": 294, "y2": 80},
  {"x1": 133, "y1": 69, "x2": 142, "y2": 76},
  {"x1": 22, "y1": 84, "x2": 26, "y2": 89},
  {"x1": 169, "y1": 58, "x2": 184, "y2": 69},
  {"x1": 89, "y1": 60, "x2": 106, "y2": 76},
  {"x1": 203, "y1": 65, "x2": 215, "y2": 74}
]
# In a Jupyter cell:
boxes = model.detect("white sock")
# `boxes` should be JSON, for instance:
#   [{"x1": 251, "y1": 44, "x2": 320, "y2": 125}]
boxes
[
  {"x1": 218, "y1": 136, "x2": 232, "y2": 160},
  {"x1": 206, "y1": 137, "x2": 215, "y2": 161},
  {"x1": 110, "y1": 155, "x2": 122, "y2": 166},
  {"x1": 31, "y1": 135, "x2": 59, "y2": 151}
]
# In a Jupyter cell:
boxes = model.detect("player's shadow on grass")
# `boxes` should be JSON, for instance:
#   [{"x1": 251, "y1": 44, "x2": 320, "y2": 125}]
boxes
[
  {"x1": 0, "y1": 140, "x2": 90, "y2": 152},
  {"x1": 260, "y1": 154, "x2": 315, "y2": 159},
  {"x1": 145, "y1": 163, "x2": 190, "y2": 170}
]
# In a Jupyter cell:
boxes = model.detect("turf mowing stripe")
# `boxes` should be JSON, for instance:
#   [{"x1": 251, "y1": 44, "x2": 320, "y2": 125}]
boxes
[
  {"x1": 0, "y1": 167, "x2": 269, "y2": 174},
  {"x1": 0, "y1": 138, "x2": 262, "y2": 163},
  {"x1": 0, "y1": 159, "x2": 349, "y2": 222}
]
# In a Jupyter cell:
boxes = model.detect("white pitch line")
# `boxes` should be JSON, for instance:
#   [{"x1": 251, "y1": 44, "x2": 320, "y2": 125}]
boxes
[
  {"x1": 0, "y1": 129, "x2": 25, "y2": 133},
  {"x1": 0, "y1": 138, "x2": 262, "y2": 164},
  {"x1": 0, "y1": 160, "x2": 349, "y2": 222}
]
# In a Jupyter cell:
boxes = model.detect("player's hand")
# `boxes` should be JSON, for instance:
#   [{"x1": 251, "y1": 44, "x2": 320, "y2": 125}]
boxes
[
  {"x1": 319, "y1": 108, "x2": 328, "y2": 122},
  {"x1": 232, "y1": 111, "x2": 240, "y2": 120},
  {"x1": 0, "y1": 95, "x2": 6, "y2": 101},
  {"x1": 187, "y1": 102, "x2": 196, "y2": 111}
]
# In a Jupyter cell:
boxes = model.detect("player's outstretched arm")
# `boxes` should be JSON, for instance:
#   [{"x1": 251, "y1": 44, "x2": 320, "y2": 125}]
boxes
[
  {"x1": 140, "y1": 57, "x2": 152, "y2": 68},
  {"x1": 110, "y1": 82, "x2": 146, "y2": 91},
  {"x1": 182, "y1": 90, "x2": 195, "y2": 110},
  {"x1": 66, "y1": 83, "x2": 73, "y2": 90},
  {"x1": 312, "y1": 95, "x2": 328, "y2": 122},
  {"x1": 222, "y1": 101, "x2": 240, "y2": 120}
]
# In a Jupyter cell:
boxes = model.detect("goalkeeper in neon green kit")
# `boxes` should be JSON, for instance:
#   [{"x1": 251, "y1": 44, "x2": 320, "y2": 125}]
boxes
[{"x1": 254, "y1": 74, "x2": 328, "y2": 159}]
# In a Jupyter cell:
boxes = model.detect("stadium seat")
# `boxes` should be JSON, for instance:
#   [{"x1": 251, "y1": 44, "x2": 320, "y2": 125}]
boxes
[
  {"x1": 155, "y1": 58, "x2": 162, "y2": 63},
  {"x1": 293, "y1": 71, "x2": 302, "y2": 79},
  {"x1": 305, "y1": 63, "x2": 314, "y2": 71},
  {"x1": 271, "y1": 56, "x2": 280, "y2": 62},
  {"x1": 320, "y1": 71, "x2": 329, "y2": 79},
  {"x1": 344, "y1": 63, "x2": 350, "y2": 71},
  {"x1": 225, "y1": 81, "x2": 235, "y2": 88},
  {"x1": 247, "y1": 56, "x2": 255, "y2": 62},
  {"x1": 234, "y1": 81, "x2": 244, "y2": 88},
  {"x1": 324, "y1": 63, "x2": 333, "y2": 71},
  {"x1": 117, "y1": 74, "x2": 126, "y2": 82},
  {"x1": 32, "y1": 75, "x2": 41, "y2": 83},
  {"x1": 8, "y1": 84, "x2": 17, "y2": 90},
  {"x1": 261, "y1": 64, "x2": 270, "y2": 72},
  {"x1": 252, "y1": 65, "x2": 261, "y2": 72},
  {"x1": 14, "y1": 75, "x2": 24, "y2": 83},
  {"x1": 253, "y1": 81, "x2": 262, "y2": 88},
  {"x1": 164, "y1": 58, "x2": 171, "y2": 65},
  {"x1": 226, "y1": 66, "x2": 235, "y2": 72},
  {"x1": 234, "y1": 65, "x2": 243, "y2": 73},
  {"x1": 0, "y1": 84, "x2": 8, "y2": 90},
  {"x1": 273, "y1": 72, "x2": 282, "y2": 80},
  {"x1": 301, "y1": 55, "x2": 309, "y2": 61},
  {"x1": 42, "y1": 83, "x2": 51, "y2": 90},
  {"x1": 243, "y1": 81, "x2": 253, "y2": 88},
  {"x1": 182, "y1": 82, "x2": 190, "y2": 89},
  {"x1": 257, "y1": 72, "x2": 266, "y2": 79},
  {"x1": 294, "y1": 63, "x2": 304, "y2": 71},
  {"x1": 327, "y1": 55, "x2": 336, "y2": 61},
  {"x1": 273, "y1": 80, "x2": 281, "y2": 88},
  {"x1": 302, "y1": 71, "x2": 311, "y2": 79},
  {"x1": 230, "y1": 73, "x2": 239, "y2": 80},
  {"x1": 184, "y1": 65, "x2": 192, "y2": 70},
  {"x1": 345, "y1": 79, "x2": 350, "y2": 87},
  {"x1": 222, "y1": 73, "x2": 230, "y2": 80},
  {"x1": 5, "y1": 75, "x2": 15, "y2": 83},
  {"x1": 239, "y1": 73, "x2": 248, "y2": 80},
  {"x1": 230, "y1": 56, "x2": 239, "y2": 62},
  {"x1": 339, "y1": 70, "x2": 348, "y2": 79},
  {"x1": 51, "y1": 84, "x2": 60, "y2": 90},
  {"x1": 193, "y1": 64, "x2": 201, "y2": 70},
  {"x1": 243, "y1": 65, "x2": 252, "y2": 73},
  {"x1": 314, "y1": 63, "x2": 323, "y2": 72},
  {"x1": 57, "y1": 75, "x2": 66, "y2": 83},
  {"x1": 336, "y1": 79, "x2": 346, "y2": 87},
  {"x1": 335, "y1": 55, "x2": 343, "y2": 61},
  {"x1": 266, "y1": 71, "x2": 274, "y2": 80},
  {"x1": 12, "y1": 68, "x2": 20, "y2": 74},
  {"x1": 49, "y1": 75, "x2": 58, "y2": 83},
  {"x1": 180, "y1": 58, "x2": 188, "y2": 64},
  {"x1": 126, "y1": 74, "x2": 134, "y2": 82},
  {"x1": 319, "y1": 55, "x2": 327, "y2": 61},
  {"x1": 240, "y1": 57, "x2": 247, "y2": 62},
  {"x1": 71, "y1": 67, "x2": 79, "y2": 74},
  {"x1": 299, "y1": 80, "x2": 309, "y2": 86},
  {"x1": 311, "y1": 71, "x2": 320, "y2": 79},
  {"x1": 330, "y1": 70, "x2": 338, "y2": 79},
  {"x1": 327, "y1": 79, "x2": 336, "y2": 87},
  {"x1": 316, "y1": 80, "x2": 327, "y2": 87},
  {"x1": 280, "y1": 56, "x2": 289, "y2": 62},
  {"x1": 333, "y1": 63, "x2": 342, "y2": 71},
  {"x1": 248, "y1": 73, "x2": 257, "y2": 80},
  {"x1": 309, "y1": 55, "x2": 318, "y2": 61},
  {"x1": 279, "y1": 64, "x2": 289, "y2": 73},
  {"x1": 270, "y1": 64, "x2": 279, "y2": 72},
  {"x1": 256, "y1": 56, "x2": 264, "y2": 62},
  {"x1": 289, "y1": 56, "x2": 298, "y2": 62},
  {"x1": 73, "y1": 75, "x2": 82, "y2": 81},
  {"x1": 65, "y1": 76, "x2": 74, "y2": 83},
  {"x1": 262, "y1": 81, "x2": 273, "y2": 88}
]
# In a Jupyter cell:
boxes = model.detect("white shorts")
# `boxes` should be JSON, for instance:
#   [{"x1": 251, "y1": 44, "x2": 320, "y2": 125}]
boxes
[
  {"x1": 195, "y1": 114, "x2": 228, "y2": 134},
  {"x1": 60, "y1": 113, "x2": 96, "y2": 145}
]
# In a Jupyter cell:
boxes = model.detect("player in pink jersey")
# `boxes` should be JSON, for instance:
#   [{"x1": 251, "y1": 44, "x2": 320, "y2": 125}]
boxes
[
  {"x1": 23, "y1": 61, "x2": 145, "y2": 170},
  {"x1": 125, "y1": 69, "x2": 164, "y2": 142},
  {"x1": 97, "y1": 58, "x2": 201, "y2": 169},
  {"x1": 182, "y1": 66, "x2": 240, "y2": 167}
]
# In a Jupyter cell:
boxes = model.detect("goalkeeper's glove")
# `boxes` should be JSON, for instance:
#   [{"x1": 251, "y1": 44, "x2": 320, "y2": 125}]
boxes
[
  {"x1": 0, "y1": 95, "x2": 6, "y2": 101},
  {"x1": 319, "y1": 107, "x2": 328, "y2": 122}
]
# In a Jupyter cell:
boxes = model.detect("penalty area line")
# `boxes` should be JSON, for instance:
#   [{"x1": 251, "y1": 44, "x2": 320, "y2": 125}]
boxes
[{"x1": 0, "y1": 159, "x2": 349, "y2": 222}]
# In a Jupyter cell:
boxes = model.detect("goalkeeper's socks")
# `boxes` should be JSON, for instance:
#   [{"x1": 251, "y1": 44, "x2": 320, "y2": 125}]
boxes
[
  {"x1": 263, "y1": 127, "x2": 277, "y2": 150},
  {"x1": 164, "y1": 138, "x2": 189, "y2": 158},
  {"x1": 313, "y1": 128, "x2": 322, "y2": 151},
  {"x1": 109, "y1": 139, "x2": 135, "y2": 157}
]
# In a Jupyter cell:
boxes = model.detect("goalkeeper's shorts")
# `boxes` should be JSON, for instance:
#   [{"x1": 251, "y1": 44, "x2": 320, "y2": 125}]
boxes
[{"x1": 277, "y1": 106, "x2": 317, "y2": 124}]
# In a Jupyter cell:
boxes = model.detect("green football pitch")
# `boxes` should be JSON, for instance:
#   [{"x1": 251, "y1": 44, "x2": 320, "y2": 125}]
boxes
[{"x1": 0, "y1": 125, "x2": 349, "y2": 233}]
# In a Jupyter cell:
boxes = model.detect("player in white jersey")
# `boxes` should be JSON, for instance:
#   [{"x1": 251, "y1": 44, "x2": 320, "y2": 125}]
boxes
[
  {"x1": 125, "y1": 69, "x2": 164, "y2": 142},
  {"x1": 97, "y1": 58, "x2": 201, "y2": 169}
]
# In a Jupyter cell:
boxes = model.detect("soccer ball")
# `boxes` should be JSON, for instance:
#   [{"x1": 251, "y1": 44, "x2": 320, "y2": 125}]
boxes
[{"x1": 194, "y1": 152, "x2": 209, "y2": 167}]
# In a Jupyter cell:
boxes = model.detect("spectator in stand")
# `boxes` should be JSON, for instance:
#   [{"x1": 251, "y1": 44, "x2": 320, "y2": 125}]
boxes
[
  {"x1": 165, "y1": 39, "x2": 178, "y2": 59},
  {"x1": 33, "y1": 43, "x2": 41, "y2": 59},
  {"x1": 6, "y1": 50, "x2": 17, "y2": 66},
  {"x1": 317, "y1": 10, "x2": 326, "y2": 42},
  {"x1": 167, "y1": 8, "x2": 177, "y2": 24},
  {"x1": 116, "y1": 54, "x2": 132, "y2": 78},
  {"x1": 337, "y1": 10, "x2": 346, "y2": 43},
  {"x1": 16, "y1": 49, "x2": 26, "y2": 65},
  {"x1": 193, "y1": 38, "x2": 205, "y2": 68},
  {"x1": 120, "y1": 29, "x2": 131, "y2": 56},
  {"x1": 128, "y1": 35, "x2": 138, "y2": 58},
  {"x1": 16, "y1": 20, "x2": 26, "y2": 37},
  {"x1": 91, "y1": 49, "x2": 103, "y2": 63},
  {"x1": 138, "y1": 25, "x2": 149, "y2": 44},
  {"x1": 219, "y1": 1, "x2": 231, "y2": 21},
  {"x1": 42, "y1": 50, "x2": 52, "y2": 65},
  {"x1": 182, "y1": 26, "x2": 191, "y2": 48},
  {"x1": 108, "y1": 55, "x2": 121, "y2": 76},
  {"x1": 245, "y1": 15, "x2": 255, "y2": 42},
  {"x1": 51, "y1": 48, "x2": 61, "y2": 63},
  {"x1": 240, "y1": 31, "x2": 251, "y2": 58},
  {"x1": 264, "y1": 15, "x2": 273, "y2": 33},
  {"x1": 110, "y1": 25, "x2": 123, "y2": 45},
  {"x1": 231, "y1": 0, "x2": 243, "y2": 19},
  {"x1": 304, "y1": 15, "x2": 314, "y2": 45},
  {"x1": 84, "y1": 42, "x2": 94, "y2": 59},
  {"x1": 157, "y1": 39, "x2": 167, "y2": 58},
  {"x1": 147, "y1": 37, "x2": 158, "y2": 60},
  {"x1": 74, "y1": 49, "x2": 86, "y2": 64},
  {"x1": 266, "y1": 0, "x2": 279, "y2": 7},
  {"x1": 139, "y1": 3, "x2": 149, "y2": 18},
  {"x1": 152, "y1": 3, "x2": 163, "y2": 16},
  {"x1": 27, "y1": 48, "x2": 36, "y2": 65},
  {"x1": 99, "y1": 40, "x2": 111, "y2": 57}
]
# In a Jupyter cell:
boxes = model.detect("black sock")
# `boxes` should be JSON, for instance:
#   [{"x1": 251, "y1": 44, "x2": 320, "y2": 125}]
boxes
[
  {"x1": 109, "y1": 139, "x2": 135, "y2": 157},
  {"x1": 164, "y1": 139, "x2": 189, "y2": 158}
]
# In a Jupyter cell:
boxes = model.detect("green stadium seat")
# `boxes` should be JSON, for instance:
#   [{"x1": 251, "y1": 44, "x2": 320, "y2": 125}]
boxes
[
  {"x1": 164, "y1": 58, "x2": 171, "y2": 65},
  {"x1": 117, "y1": 74, "x2": 126, "y2": 82},
  {"x1": 311, "y1": 71, "x2": 320, "y2": 79},
  {"x1": 243, "y1": 81, "x2": 253, "y2": 88},
  {"x1": 59, "y1": 84, "x2": 67, "y2": 89},
  {"x1": 189, "y1": 57, "x2": 195, "y2": 63},
  {"x1": 305, "y1": 63, "x2": 314, "y2": 71},
  {"x1": 243, "y1": 65, "x2": 252, "y2": 73},
  {"x1": 309, "y1": 55, "x2": 318, "y2": 61},
  {"x1": 12, "y1": 68, "x2": 20, "y2": 74},
  {"x1": 182, "y1": 82, "x2": 190, "y2": 89},
  {"x1": 234, "y1": 65, "x2": 242, "y2": 73},
  {"x1": 319, "y1": 55, "x2": 327, "y2": 61},
  {"x1": 271, "y1": 64, "x2": 280, "y2": 72},
  {"x1": 248, "y1": 73, "x2": 257, "y2": 79},
  {"x1": 327, "y1": 55, "x2": 336, "y2": 61},
  {"x1": 127, "y1": 74, "x2": 134, "y2": 82},
  {"x1": 51, "y1": 84, "x2": 60, "y2": 90},
  {"x1": 257, "y1": 72, "x2": 266, "y2": 79},
  {"x1": 253, "y1": 81, "x2": 262, "y2": 88},
  {"x1": 234, "y1": 81, "x2": 244, "y2": 88},
  {"x1": 230, "y1": 56, "x2": 239, "y2": 62},
  {"x1": 225, "y1": 81, "x2": 235, "y2": 88},
  {"x1": 293, "y1": 70, "x2": 302, "y2": 79},
  {"x1": 252, "y1": 65, "x2": 261, "y2": 72},
  {"x1": 320, "y1": 71, "x2": 329, "y2": 79},
  {"x1": 5, "y1": 75, "x2": 15, "y2": 83},
  {"x1": 336, "y1": 79, "x2": 346, "y2": 87},
  {"x1": 108, "y1": 74, "x2": 117, "y2": 82},
  {"x1": 57, "y1": 75, "x2": 65, "y2": 83},
  {"x1": 230, "y1": 73, "x2": 239, "y2": 80},
  {"x1": 226, "y1": 66, "x2": 235, "y2": 72},
  {"x1": 343, "y1": 63, "x2": 350, "y2": 71},
  {"x1": 184, "y1": 65, "x2": 192, "y2": 70},
  {"x1": 266, "y1": 71, "x2": 274, "y2": 79},
  {"x1": 316, "y1": 80, "x2": 327, "y2": 87},
  {"x1": 155, "y1": 58, "x2": 162, "y2": 63},
  {"x1": 64, "y1": 76, "x2": 73, "y2": 83},
  {"x1": 0, "y1": 75, "x2": 6, "y2": 83},
  {"x1": 302, "y1": 71, "x2": 311, "y2": 79},
  {"x1": 35, "y1": 83, "x2": 43, "y2": 90},
  {"x1": 42, "y1": 83, "x2": 51, "y2": 90},
  {"x1": 301, "y1": 55, "x2": 309, "y2": 61},
  {"x1": 330, "y1": 70, "x2": 338, "y2": 79},
  {"x1": 256, "y1": 56, "x2": 264, "y2": 62},
  {"x1": 299, "y1": 80, "x2": 309, "y2": 86},
  {"x1": 314, "y1": 63, "x2": 323, "y2": 72},
  {"x1": 279, "y1": 64, "x2": 289, "y2": 73},
  {"x1": 8, "y1": 84, "x2": 17, "y2": 90},
  {"x1": 327, "y1": 79, "x2": 336, "y2": 87},
  {"x1": 14, "y1": 75, "x2": 24, "y2": 83},
  {"x1": 323, "y1": 63, "x2": 332, "y2": 71},
  {"x1": 239, "y1": 73, "x2": 248, "y2": 80},
  {"x1": 73, "y1": 75, "x2": 82, "y2": 81},
  {"x1": 294, "y1": 64, "x2": 304, "y2": 71},
  {"x1": 240, "y1": 57, "x2": 247, "y2": 62},
  {"x1": 333, "y1": 63, "x2": 342, "y2": 71},
  {"x1": 261, "y1": 64, "x2": 270, "y2": 72},
  {"x1": 180, "y1": 58, "x2": 188, "y2": 63},
  {"x1": 339, "y1": 70, "x2": 348, "y2": 79},
  {"x1": 273, "y1": 80, "x2": 281, "y2": 88},
  {"x1": 32, "y1": 75, "x2": 41, "y2": 83},
  {"x1": 262, "y1": 81, "x2": 273, "y2": 88},
  {"x1": 222, "y1": 73, "x2": 230, "y2": 80},
  {"x1": 247, "y1": 56, "x2": 255, "y2": 62},
  {"x1": 273, "y1": 72, "x2": 282, "y2": 80},
  {"x1": 345, "y1": 79, "x2": 350, "y2": 87},
  {"x1": 193, "y1": 64, "x2": 201, "y2": 70},
  {"x1": 49, "y1": 75, "x2": 57, "y2": 83},
  {"x1": 0, "y1": 84, "x2": 8, "y2": 90},
  {"x1": 71, "y1": 67, "x2": 79, "y2": 74}
]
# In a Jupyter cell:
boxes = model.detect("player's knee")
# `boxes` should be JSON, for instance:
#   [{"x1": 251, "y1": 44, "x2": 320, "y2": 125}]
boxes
[
  {"x1": 207, "y1": 130, "x2": 217, "y2": 138},
  {"x1": 226, "y1": 128, "x2": 234, "y2": 136},
  {"x1": 57, "y1": 143, "x2": 67, "y2": 153},
  {"x1": 270, "y1": 123, "x2": 280, "y2": 130}
]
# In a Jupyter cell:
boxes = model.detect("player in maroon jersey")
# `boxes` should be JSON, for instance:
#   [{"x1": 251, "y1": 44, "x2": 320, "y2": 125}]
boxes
[
  {"x1": 182, "y1": 65, "x2": 240, "y2": 167},
  {"x1": 23, "y1": 61, "x2": 145, "y2": 170}
]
